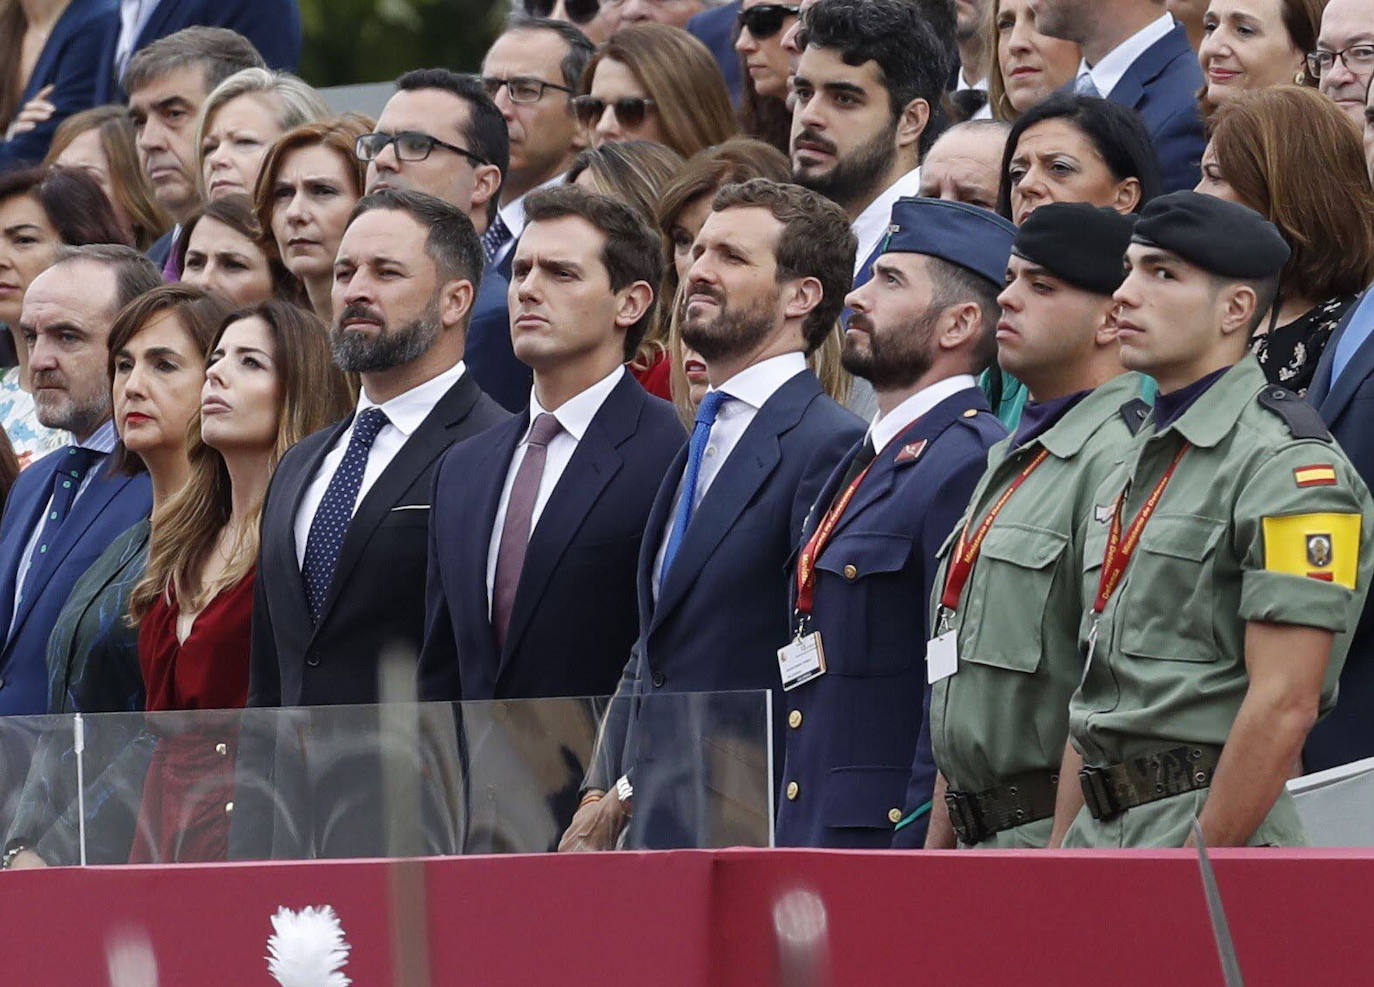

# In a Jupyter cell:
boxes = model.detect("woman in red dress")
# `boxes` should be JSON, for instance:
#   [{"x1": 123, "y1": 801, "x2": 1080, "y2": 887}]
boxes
[{"x1": 127, "y1": 299, "x2": 351, "y2": 863}]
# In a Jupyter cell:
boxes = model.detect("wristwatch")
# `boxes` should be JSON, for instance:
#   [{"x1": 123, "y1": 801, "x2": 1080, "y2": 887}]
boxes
[{"x1": 1, "y1": 838, "x2": 32, "y2": 869}]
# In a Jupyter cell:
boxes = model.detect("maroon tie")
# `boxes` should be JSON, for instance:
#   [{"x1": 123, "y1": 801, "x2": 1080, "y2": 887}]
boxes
[{"x1": 492, "y1": 413, "x2": 563, "y2": 649}]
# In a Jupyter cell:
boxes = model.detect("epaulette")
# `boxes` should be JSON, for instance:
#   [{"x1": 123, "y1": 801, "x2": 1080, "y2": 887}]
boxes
[
  {"x1": 1118, "y1": 397, "x2": 1151, "y2": 436},
  {"x1": 1257, "y1": 385, "x2": 1331, "y2": 440}
]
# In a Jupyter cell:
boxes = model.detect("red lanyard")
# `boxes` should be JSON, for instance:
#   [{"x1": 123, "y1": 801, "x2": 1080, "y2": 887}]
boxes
[
  {"x1": 1092, "y1": 443, "x2": 1189, "y2": 614},
  {"x1": 795, "y1": 461, "x2": 876, "y2": 615},
  {"x1": 939, "y1": 448, "x2": 1051, "y2": 613}
]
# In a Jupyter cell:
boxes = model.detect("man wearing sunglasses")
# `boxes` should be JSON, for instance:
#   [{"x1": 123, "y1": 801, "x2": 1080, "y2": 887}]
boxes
[
  {"x1": 521, "y1": 0, "x2": 620, "y2": 43},
  {"x1": 360, "y1": 69, "x2": 530, "y2": 413},
  {"x1": 481, "y1": 19, "x2": 594, "y2": 283},
  {"x1": 1313, "y1": 0, "x2": 1374, "y2": 127}
]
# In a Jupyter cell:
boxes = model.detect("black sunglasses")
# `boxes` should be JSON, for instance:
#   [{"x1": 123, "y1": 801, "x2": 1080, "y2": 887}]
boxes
[
  {"x1": 573, "y1": 95, "x2": 656, "y2": 129},
  {"x1": 523, "y1": 0, "x2": 601, "y2": 25},
  {"x1": 738, "y1": 3, "x2": 799, "y2": 40}
]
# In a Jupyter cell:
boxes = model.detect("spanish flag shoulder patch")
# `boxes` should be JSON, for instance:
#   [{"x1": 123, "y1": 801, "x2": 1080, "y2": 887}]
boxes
[{"x1": 1294, "y1": 464, "x2": 1338, "y2": 488}]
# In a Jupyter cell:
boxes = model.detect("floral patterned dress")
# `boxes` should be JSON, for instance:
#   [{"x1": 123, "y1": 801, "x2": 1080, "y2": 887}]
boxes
[
  {"x1": 1251, "y1": 295, "x2": 1356, "y2": 397},
  {"x1": 0, "y1": 366, "x2": 65, "y2": 469}
]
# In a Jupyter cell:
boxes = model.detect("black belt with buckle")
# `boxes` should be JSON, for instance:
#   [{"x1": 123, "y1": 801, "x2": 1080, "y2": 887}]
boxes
[
  {"x1": 1079, "y1": 744, "x2": 1223, "y2": 821},
  {"x1": 945, "y1": 768, "x2": 1060, "y2": 845}
]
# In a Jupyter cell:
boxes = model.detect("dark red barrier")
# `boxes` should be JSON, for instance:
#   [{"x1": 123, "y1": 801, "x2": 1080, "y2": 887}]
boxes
[{"x1": 3, "y1": 848, "x2": 1368, "y2": 984}]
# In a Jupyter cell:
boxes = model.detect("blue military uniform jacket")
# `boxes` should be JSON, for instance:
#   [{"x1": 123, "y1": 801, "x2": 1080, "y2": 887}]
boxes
[{"x1": 775, "y1": 385, "x2": 1004, "y2": 848}]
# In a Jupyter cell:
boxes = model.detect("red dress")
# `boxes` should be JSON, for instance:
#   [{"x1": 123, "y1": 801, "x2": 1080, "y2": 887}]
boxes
[
  {"x1": 630, "y1": 352, "x2": 672, "y2": 401},
  {"x1": 128, "y1": 570, "x2": 255, "y2": 864}
]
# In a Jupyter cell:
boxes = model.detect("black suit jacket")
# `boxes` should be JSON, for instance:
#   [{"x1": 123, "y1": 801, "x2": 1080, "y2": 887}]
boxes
[{"x1": 418, "y1": 372, "x2": 685, "y2": 702}]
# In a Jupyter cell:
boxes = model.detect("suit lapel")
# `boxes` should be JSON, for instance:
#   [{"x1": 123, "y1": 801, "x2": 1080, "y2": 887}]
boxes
[
  {"x1": 137, "y1": 0, "x2": 183, "y2": 48},
  {"x1": 1316, "y1": 293, "x2": 1373, "y2": 424},
  {"x1": 277, "y1": 419, "x2": 348, "y2": 624},
  {"x1": 461, "y1": 417, "x2": 523, "y2": 677},
  {"x1": 1107, "y1": 22, "x2": 1190, "y2": 106}
]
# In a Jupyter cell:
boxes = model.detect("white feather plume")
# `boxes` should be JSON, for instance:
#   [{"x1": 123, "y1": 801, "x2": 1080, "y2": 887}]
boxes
[{"x1": 265, "y1": 905, "x2": 352, "y2": 987}]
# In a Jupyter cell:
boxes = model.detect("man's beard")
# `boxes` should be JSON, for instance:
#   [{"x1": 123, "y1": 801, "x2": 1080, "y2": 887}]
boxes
[
  {"x1": 840, "y1": 308, "x2": 938, "y2": 392},
  {"x1": 792, "y1": 119, "x2": 899, "y2": 212},
  {"x1": 331, "y1": 299, "x2": 442, "y2": 373},
  {"x1": 32, "y1": 370, "x2": 110, "y2": 437},
  {"x1": 680, "y1": 283, "x2": 777, "y2": 365}
]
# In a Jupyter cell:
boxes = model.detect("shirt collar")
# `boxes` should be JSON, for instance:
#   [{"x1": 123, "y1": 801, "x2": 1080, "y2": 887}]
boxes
[
  {"x1": 868, "y1": 374, "x2": 978, "y2": 452},
  {"x1": 712, "y1": 351, "x2": 809, "y2": 411},
  {"x1": 1154, "y1": 356, "x2": 1261, "y2": 448},
  {"x1": 955, "y1": 69, "x2": 988, "y2": 92},
  {"x1": 75, "y1": 418, "x2": 118, "y2": 454},
  {"x1": 852, "y1": 167, "x2": 923, "y2": 278},
  {"x1": 498, "y1": 172, "x2": 569, "y2": 243},
  {"x1": 526, "y1": 365, "x2": 624, "y2": 443},
  {"x1": 1079, "y1": 11, "x2": 1176, "y2": 98},
  {"x1": 355, "y1": 360, "x2": 466, "y2": 438},
  {"x1": 1034, "y1": 372, "x2": 1144, "y2": 458}
]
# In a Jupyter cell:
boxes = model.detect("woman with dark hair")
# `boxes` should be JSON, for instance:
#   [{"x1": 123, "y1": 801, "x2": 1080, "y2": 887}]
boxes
[
  {"x1": 997, "y1": 92, "x2": 1164, "y2": 225},
  {"x1": 177, "y1": 194, "x2": 304, "y2": 309},
  {"x1": 127, "y1": 299, "x2": 351, "y2": 863},
  {"x1": 735, "y1": 0, "x2": 798, "y2": 153},
  {"x1": 1196, "y1": 0, "x2": 1324, "y2": 113},
  {"x1": 1197, "y1": 85, "x2": 1374, "y2": 394},
  {"x1": 0, "y1": 165, "x2": 130, "y2": 467}
]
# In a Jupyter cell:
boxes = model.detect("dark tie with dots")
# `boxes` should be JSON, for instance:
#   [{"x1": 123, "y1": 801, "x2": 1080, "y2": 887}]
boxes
[
  {"x1": 492, "y1": 412, "x2": 563, "y2": 650},
  {"x1": 301, "y1": 407, "x2": 390, "y2": 623},
  {"x1": 481, "y1": 213, "x2": 513, "y2": 265},
  {"x1": 20, "y1": 446, "x2": 100, "y2": 606}
]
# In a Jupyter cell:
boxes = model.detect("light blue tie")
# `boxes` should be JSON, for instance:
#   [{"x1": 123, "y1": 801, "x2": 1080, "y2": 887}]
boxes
[
  {"x1": 1075, "y1": 71, "x2": 1100, "y2": 97},
  {"x1": 1329, "y1": 291, "x2": 1374, "y2": 387},
  {"x1": 660, "y1": 390, "x2": 730, "y2": 578}
]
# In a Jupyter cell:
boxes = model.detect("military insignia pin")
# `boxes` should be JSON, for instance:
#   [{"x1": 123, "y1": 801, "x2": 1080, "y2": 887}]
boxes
[
  {"x1": 1307, "y1": 533, "x2": 1333, "y2": 568},
  {"x1": 895, "y1": 440, "x2": 927, "y2": 464},
  {"x1": 1094, "y1": 504, "x2": 1114, "y2": 523}
]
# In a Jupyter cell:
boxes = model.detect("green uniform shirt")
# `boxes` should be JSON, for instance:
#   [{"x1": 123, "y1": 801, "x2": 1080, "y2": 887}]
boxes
[
  {"x1": 1070, "y1": 356, "x2": 1374, "y2": 770},
  {"x1": 930, "y1": 373, "x2": 1144, "y2": 798}
]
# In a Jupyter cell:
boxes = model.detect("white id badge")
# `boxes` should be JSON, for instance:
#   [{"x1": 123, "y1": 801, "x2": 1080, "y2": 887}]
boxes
[
  {"x1": 927, "y1": 630, "x2": 959, "y2": 684},
  {"x1": 778, "y1": 633, "x2": 827, "y2": 691}
]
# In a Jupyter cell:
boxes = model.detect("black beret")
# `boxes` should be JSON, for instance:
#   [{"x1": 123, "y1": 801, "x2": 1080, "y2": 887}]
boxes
[
  {"x1": 1012, "y1": 203, "x2": 1137, "y2": 296},
  {"x1": 1131, "y1": 190, "x2": 1290, "y2": 280}
]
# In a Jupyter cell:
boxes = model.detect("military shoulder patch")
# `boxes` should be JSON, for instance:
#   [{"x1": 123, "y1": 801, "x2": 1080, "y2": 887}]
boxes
[
  {"x1": 1294, "y1": 464, "x2": 1338, "y2": 488},
  {"x1": 1262, "y1": 512, "x2": 1361, "y2": 588},
  {"x1": 1257, "y1": 386, "x2": 1331, "y2": 440}
]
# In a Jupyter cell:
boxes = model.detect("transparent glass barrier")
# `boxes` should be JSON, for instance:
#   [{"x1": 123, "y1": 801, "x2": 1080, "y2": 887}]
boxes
[
  {"x1": 4, "y1": 691, "x2": 771, "y2": 865},
  {"x1": 1289, "y1": 756, "x2": 1374, "y2": 847}
]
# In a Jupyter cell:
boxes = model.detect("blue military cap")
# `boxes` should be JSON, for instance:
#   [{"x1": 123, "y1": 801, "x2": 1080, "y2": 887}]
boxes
[{"x1": 880, "y1": 197, "x2": 1017, "y2": 287}]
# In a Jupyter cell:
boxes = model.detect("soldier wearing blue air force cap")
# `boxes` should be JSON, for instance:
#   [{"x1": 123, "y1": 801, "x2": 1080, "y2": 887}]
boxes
[
  {"x1": 776, "y1": 197, "x2": 1008, "y2": 849},
  {"x1": 1061, "y1": 191, "x2": 1374, "y2": 848}
]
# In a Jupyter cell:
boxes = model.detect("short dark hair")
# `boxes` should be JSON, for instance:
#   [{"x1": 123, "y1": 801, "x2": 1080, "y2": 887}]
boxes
[
  {"x1": 802, "y1": 0, "x2": 953, "y2": 155},
  {"x1": 51, "y1": 244, "x2": 163, "y2": 314},
  {"x1": 711, "y1": 178, "x2": 857, "y2": 353},
  {"x1": 395, "y1": 69, "x2": 510, "y2": 225},
  {"x1": 524, "y1": 185, "x2": 663, "y2": 361},
  {"x1": 998, "y1": 93, "x2": 1163, "y2": 220},
  {"x1": 123, "y1": 27, "x2": 266, "y2": 95},
  {"x1": 927, "y1": 256, "x2": 1002, "y2": 374},
  {"x1": 504, "y1": 16, "x2": 596, "y2": 92},
  {"x1": 0, "y1": 166, "x2": 130, "y2": 248},
  {"x1": 349, "y1": 188, "x2": 484, "y2": 295}
]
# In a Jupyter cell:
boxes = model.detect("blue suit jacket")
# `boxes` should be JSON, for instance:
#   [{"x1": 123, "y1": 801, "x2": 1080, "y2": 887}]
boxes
[
  {"x1": 775, "y1": 387, "x2": 1003, "y2": 849},
  {"x1": 1305, "y1": 293, "x2": 1374, "y2": 771},
  {"x1": 418, "y1": 372, "x2": 685, "y2": 702},
  {"x1": 592, "y1": 369, "x2": 864, "y2": 849},
  {"x1": 0, "y1": 449, "x2": 152, "y2": 715},
  {"x1": 1105, "y1": 20, "x2": 1205, "y2": 193},
  {"x1": 0, "y1": 0, "x2": 118, "y2": 170},
  {"x1": 92, "y1": 0, "x2": 302, "y2": 104},
  {"x1": 688, "y1": 1, "x2": 743, "y2": 106},
  {"x1": 464, "y1": 264, "x2": 530, "y2": 415}
]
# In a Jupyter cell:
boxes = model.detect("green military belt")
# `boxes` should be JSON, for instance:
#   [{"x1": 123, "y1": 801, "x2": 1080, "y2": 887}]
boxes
[
  {"x1": 1078, "y1": 744, "x2": 1223, "y2": 821},
  {"x1": 945, "y1": 768, "x2": 1060, "y2": 845}
]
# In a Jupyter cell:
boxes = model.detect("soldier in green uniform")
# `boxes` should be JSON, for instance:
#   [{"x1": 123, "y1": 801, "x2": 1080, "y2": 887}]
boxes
[
  {"x1": 1064, "y1": 191, "x2": 1374, "y2": 849},
  {"x1": 911, "y1": 203, "x2": 1145, "y2": 850}
]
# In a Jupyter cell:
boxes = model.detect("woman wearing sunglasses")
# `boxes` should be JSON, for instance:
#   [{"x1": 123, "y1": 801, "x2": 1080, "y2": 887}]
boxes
[
  {"x1": 575, "y1": 23, "x2": 737, "y2": 158},
  {"x1": 736, "y1": 1, "x2": 799, "y2": 153},
  {"x1": 522, "y1": 0, "x2": 621, "y2": 43}
]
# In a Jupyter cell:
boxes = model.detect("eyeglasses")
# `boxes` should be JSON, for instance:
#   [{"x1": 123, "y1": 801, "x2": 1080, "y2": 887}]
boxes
[
  {"x1": 1305, "y1": 44, "x2": 1374, "y2": 78},
  {"x1": 481, "y1": 76, "x2": 574, "y2": 104},
  {"x1": 355, "y1": 131, "x2": 491, "y2": 167},
  {"x1": 738, "y1": 3, "x2": 800, "y2": 40},
  {"x1": 522, "y1": 0, "x2": 601, "y2": 25},
  {"x1": 573, "y1": 95, "x2": 656, "y2": 128}
]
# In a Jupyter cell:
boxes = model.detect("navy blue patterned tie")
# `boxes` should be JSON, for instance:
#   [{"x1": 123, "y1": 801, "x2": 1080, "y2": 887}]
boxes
[
  {"x1": 301, "y1": 407, "x2": 389, "y2": 623},
  {"x1": 20, "y1": 446, "x2": 99, "y2": 606}
]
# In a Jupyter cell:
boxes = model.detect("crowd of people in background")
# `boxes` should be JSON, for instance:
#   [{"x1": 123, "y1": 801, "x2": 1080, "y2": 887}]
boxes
[{"x1": 0, "y1": 0, "x2": 1371, "y2": 866}]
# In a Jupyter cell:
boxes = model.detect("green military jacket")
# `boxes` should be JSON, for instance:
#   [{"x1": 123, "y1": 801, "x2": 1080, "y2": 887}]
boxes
[
  {"x1": 929, "y1": 372, "x2": 1146, "y2": 795},
  {"x1": 1070, "y1": 356, "x2": 1374, "y2": 770}
]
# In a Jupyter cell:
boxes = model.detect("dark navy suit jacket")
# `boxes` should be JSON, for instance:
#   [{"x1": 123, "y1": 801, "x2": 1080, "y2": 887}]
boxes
[
  {"x1": 589, "y1": 368, "x2": 865, "y2": 849},
  {"x1": 1104, "y1": 20, "x2": 1205, "y2": 193},
  {"x1": 0, "y1": 448, "x2": 151, "y2": 715},
  {"x1": 1306, "y1": 292, "x2": 1374, "y2": 771},
  {"x1": 465, "y1": 264, "x2": 530, "y2": 415},
  {"x1": 0, "y1": 0, "x2": 118, "y2": 170},
  {"x1": 775, "y1": 387, "x2": 1003, "y2": 849},
  {"x1": 688, "y1": 1, "x2": 743, "y2": 106},
  {"x1": 418, "y1": 372, "x2": 685, "y2": 702},
  {"x1": 92, "y1": 0, "x2": 302, "y2": 104}
]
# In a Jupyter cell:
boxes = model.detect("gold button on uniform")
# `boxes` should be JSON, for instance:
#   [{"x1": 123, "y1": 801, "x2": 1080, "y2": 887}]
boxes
[
  {"x1": 215, "y1": 742, "x2": 228, "y2": 756},
  {"x1": 962, "y1": 408, "x2": 978, "y2": 418},
  {"x1": 225, "y1": 801, "x2": 234, "y2": 814},
  {"x1": 843, "y1": 564, "x2": 858, "y2": 580},
  {"x1": 786, "y1": 781, "x2": 799, "y2": 801},
  {"x1": 788, "y1": 709, "x2": 803, "y2": 729},
  {"x1": 888, "y1": 808, "x2": 903, "y2": 824}
]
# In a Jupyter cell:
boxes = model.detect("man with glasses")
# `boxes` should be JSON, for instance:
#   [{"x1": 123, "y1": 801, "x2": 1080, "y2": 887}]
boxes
[
  {"x1": 520, "y1": 0, "x2": 621, "y2": 43},
  {"x1": 360, "y1": 69, "x2": 528, "y2": 412},
  {"x1": 481, "y1": 19, "x2": 595, "y2": 282},
  {"x1": 1312, "y1": 0, "x2": 1374, "y2": 127}
]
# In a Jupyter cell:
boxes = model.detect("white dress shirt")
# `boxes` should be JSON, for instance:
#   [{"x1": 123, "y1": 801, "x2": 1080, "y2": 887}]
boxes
[
  {"x1": 294, "y1": 360, "x2": 466, "y2": 568},
  {"x1": 484, "y1": 365, "x2": 624, "y2": 613},
  {"x1": 868, "y1": 374, "x2": 978, "y2": 453},
  {"x1": 954, "y1": 69, "x2": 994, "y2": 120},
  {"x1": 493, "y1": 172, "x2": 567, "y2": 270},
  {"x1": 114, "y1": 0, "x2": 159, "y2": 80},
  {"x1": 651, "y1": 351, "x2": 809, "y2": 599},
  {"x1": 852, "y1": 168, "x2": 924, "y2": 280},
  {"x1": 1077, "y1": 12, "x2": 1176, "y2": 100}
]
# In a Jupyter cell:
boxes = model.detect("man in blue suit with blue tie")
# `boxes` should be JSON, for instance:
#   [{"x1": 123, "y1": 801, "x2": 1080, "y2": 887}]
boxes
[
  {"x1": 1032, "y1": 0, "x2": 1205, "y2": 191},
  {"x1": 559, "y1": 178, "x2": 864, "y2": 851},
  {"x1": 0, "y1": 245, "x2": 160, "y2": 717}
]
